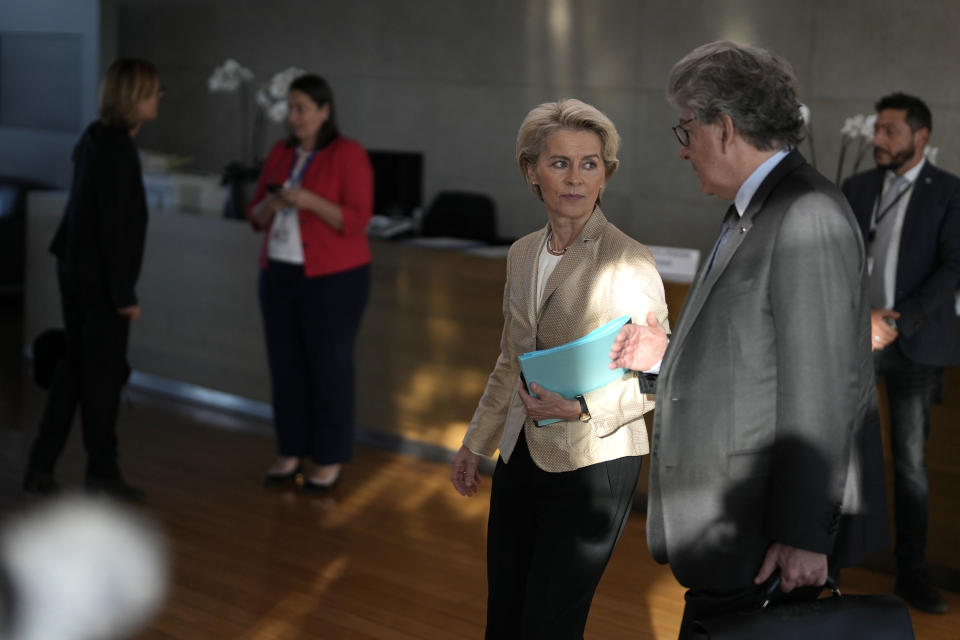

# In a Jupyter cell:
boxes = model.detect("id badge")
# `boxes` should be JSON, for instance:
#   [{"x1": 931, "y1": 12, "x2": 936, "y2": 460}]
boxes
[
  {"x1": 270, "y1": 209, "x2": 294, "y2": 244},
  {"x1": 270, "y1": 221, "x2": 288, "y2": 244}
]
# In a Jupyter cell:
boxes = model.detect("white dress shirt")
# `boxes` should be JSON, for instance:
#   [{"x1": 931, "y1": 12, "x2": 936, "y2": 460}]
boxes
[{"x1": 874, "y1": 158, "x2": 925, "y2": 309}]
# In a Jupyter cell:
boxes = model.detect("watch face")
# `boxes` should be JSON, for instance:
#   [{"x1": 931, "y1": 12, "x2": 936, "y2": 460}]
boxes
[{"x1": 579, "y1": 412, "x2": 591, "y2": 423}]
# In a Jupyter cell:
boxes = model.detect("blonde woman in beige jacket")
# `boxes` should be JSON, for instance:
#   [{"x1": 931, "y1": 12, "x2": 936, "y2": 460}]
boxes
[{"x1": 450, "y1": 99, "x2": 669, "y2": 639}]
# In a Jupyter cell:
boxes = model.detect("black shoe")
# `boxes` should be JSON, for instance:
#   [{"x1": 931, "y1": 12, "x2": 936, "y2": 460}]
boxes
[
  {"x1": 85, "y1": 476, "x2": 147, "y2": 503},
  {"x1": 22, "y1": 469, "x2": 59, "y2": 495},
  {"x1": 261, "y1": 464, "x2": 303, "y2": 488},
  {"x1": 895, "y1": 570, "x2": 948, "y2": 614}
]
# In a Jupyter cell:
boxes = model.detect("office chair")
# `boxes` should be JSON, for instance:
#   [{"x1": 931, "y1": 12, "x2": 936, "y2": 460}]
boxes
[{"x1": 420, "y1": 191, "x2": 497, "y2": 243}]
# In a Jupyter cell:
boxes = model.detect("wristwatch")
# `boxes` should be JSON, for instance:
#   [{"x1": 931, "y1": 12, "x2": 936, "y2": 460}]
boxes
[{"x1": 575, "y1": 395, "x2": 591, "y2": 422}]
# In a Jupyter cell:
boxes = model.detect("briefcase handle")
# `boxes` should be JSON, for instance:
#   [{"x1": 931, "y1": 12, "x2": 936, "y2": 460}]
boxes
[{"x1": 762, "y1": 574, "x2": 841, "y2": 609}]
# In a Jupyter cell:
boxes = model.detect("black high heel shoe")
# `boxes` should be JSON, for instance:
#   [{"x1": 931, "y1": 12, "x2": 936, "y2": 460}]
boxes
[{"x1": 261, "y1": 463, "x2": 303, "y2": 488}]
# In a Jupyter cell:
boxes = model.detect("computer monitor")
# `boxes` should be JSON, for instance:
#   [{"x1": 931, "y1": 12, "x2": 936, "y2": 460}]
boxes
[{"x1": 368, "y1": 150, "x2": 423, "y2": 217}]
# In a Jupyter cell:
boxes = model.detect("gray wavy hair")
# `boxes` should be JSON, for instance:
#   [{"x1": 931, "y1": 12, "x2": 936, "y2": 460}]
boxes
[{"x1": 667, "y1": 41, "x2": 804, "y2": 151}]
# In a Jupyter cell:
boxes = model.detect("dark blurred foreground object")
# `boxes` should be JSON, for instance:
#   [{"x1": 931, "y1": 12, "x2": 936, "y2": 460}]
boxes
[
  {"x1": 0, "y1": 496, "x2": 167, "y2": 639},
  {"x1": 420, "y1": 191, "x2": 498, "y2": 243},
  {"x1": 693, "y1": 576, "x2": 914, "y2": 639}
]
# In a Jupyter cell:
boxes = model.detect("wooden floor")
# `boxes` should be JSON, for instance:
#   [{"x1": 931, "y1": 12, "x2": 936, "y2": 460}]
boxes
[{"x1": 0, "y1": 379, "x2": 957, "y2": 640}]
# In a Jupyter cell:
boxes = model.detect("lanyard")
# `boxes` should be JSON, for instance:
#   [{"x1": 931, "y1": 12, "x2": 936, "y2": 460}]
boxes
[
  {"x1": 287, "y1": 149, "x2": 317, "y2": 187},
  {"x1": 870, "y1": 179, "x2": 914, "y2": 230},
  {"x1": 275, "y1": 150, "x2": 317, "y2": 220}
]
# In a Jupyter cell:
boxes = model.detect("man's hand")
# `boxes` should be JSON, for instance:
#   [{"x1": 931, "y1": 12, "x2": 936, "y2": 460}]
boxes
[
  {"x1": 754, "y1": 542, "x2": 827, "y2": 592},
  {"x1": 609, "y1": 311, "x2": 668, "y2": 371},
  {"x1": 870, "y1": 308, "x2": 900, "y2": 351}
]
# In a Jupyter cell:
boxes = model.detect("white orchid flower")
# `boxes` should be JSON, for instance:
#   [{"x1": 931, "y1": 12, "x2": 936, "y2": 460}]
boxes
[
  {"x1": 208, "y1": 59, "x2": 254, "y2": 93},
  {"x1": 256, "y1": 88, "x2": 271, "y2": 109},
  {"x1": 267, "y1": 101, "x2": 289, "y2": 123},
  {"x1": 840, "y1": 114, "x2": 864, "y2": 138},
  {"x1": 799, "y1": 104, "x2": 811, "y2": 125},
  {"x1": 859, "y1": 114, "x2": 877, "y2": 139},
  {"x1": 265, "y1": 67, "x2": 307, "y2": 100},
  {"x1": 250, "y1": 67, "x2": 307, "y2": 122},
  {"x1": 222, "y1": 59, "x2": 253, "y2": 81},
  {"x1": 925, "y1": 146, "x2": 939, "y2": 165},
  {"x1": 208, "y1": 67, "x2": 236, "y2": 92}
]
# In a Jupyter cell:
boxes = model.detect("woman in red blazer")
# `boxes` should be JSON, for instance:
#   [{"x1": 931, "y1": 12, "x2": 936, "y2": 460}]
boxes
[{"x1": 247, "y1": 74, "x2": 373, "y2": 492}]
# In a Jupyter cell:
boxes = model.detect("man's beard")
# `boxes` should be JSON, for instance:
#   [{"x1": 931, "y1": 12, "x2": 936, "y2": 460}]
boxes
[{"x1": 874, "y1": 144, "x2": 916, "y2": 172}]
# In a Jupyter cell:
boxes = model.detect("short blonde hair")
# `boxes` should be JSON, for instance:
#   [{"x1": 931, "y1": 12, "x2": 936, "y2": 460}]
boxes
[
  {"x1": 516, "y1": 98, "x2": 620, "y2": 201},
  {"x1": 99, "y1": 58, "x2": 159, "y2": 129}
]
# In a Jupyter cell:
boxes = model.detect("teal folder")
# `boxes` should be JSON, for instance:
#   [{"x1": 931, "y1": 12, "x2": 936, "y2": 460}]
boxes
[{"x1": 518, "y1": 315, "x2": 631, "y2": 426}]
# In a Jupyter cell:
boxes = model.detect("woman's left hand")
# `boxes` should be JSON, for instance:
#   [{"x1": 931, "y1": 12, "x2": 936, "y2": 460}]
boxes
[
  {"x1": 450, "y1": 446, "x2": 482, "y2": 497},
  {"x1": 279, "y1": 186, "x2": 316, "y2": 209},
  {"x1": 519, "y1": 382, "x2": 581, "y2": 423}
]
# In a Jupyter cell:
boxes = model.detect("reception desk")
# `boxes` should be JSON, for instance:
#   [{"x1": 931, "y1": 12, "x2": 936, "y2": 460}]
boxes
[
  {"x1": 23, "y1": 191, "x2": 688, "y2": 452},
  {"x1": 23, "y1": 192, "x2": 960, "y2": 580}
]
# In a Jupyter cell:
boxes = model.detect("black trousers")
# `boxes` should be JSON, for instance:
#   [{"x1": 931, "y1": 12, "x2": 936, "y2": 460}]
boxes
[
  {"x1": 28, "y1": 272, "x2": 130, "y2": 480},
  {"x1": 874, "y1": 342, "x2": 941, "y2": 574},
  {"x1": 258, "y1": 261, "x2": 370, "y2": 465},
  {"x1": 485, "y1": 433, "x2": 642, "y2": 639}
]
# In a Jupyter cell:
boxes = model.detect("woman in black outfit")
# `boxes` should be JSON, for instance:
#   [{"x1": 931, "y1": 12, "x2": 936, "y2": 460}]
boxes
[{"x1": 22, "y1": 58, "x2": 161, "y2": 501}]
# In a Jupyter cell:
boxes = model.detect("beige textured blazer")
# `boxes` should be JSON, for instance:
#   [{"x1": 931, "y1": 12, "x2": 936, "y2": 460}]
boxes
[{"x1": 463, "y1": 209, "x2": 669, "y2": 472}]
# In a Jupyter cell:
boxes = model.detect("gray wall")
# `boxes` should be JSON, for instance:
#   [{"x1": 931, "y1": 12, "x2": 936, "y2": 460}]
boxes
[
  {"x1": 82, "y1": 1, "x2": 960, "y2": 254},
  {"x1": 0, "y1": 0, "x2": 101, "y2": 187}
]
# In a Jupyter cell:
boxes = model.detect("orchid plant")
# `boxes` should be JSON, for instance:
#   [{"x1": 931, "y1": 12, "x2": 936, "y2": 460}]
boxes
[
  {"x1": 209, "y1": 60, "x2": 308, "y2": 218},
  {"x1": 836, "y1": 113, "x2": 876, "y2": 185},
  {"x1": 209, "y1": 59, "x2": 256, "y2": 165},
  {"x1": 208, "y1": 59, "x2": 306, "y2": 168}
]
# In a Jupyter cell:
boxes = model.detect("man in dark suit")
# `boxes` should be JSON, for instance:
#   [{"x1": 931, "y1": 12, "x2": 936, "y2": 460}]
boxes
[
  {"x1": 610, "y1": 41, "x2": 888, "y2": 638},
  {"x1": 842, "y1": 92, "x2": 960, "y2": 614}
]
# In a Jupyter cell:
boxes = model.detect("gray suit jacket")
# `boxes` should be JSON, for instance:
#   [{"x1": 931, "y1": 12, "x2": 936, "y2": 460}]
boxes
[{"x1": 647, "y1": 150, "x2": 888, "y2": 589}]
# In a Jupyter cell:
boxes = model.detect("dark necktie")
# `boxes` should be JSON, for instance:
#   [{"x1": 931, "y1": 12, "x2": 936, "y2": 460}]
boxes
[{"x1": 704, "y1": 204, "x2": 739, "y2": 276}]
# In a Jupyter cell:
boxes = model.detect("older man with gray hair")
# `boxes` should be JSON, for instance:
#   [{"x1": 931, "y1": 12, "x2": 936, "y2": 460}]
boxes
[{"x1": 610, "y1": 41, "x2": 888, "y2": 637}]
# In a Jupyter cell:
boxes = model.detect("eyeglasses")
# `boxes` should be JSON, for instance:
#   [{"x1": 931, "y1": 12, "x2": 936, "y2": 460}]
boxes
[{"x1": 672, "y1": 117, "x2": 696, "y2": 146}]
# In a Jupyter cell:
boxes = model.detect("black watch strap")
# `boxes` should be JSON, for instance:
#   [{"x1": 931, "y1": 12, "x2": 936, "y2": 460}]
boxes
[
  {"x1": 576, "y1": 395, "x2": 589, "y2": 414},
  {"x1": 637, "y1": 372, "x2": 658, "y2": 394}
]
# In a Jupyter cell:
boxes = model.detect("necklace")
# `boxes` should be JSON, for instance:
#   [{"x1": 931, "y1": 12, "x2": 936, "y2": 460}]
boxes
[{"x1": 546, "y1": 234, "x2": 567, "y2": 256}]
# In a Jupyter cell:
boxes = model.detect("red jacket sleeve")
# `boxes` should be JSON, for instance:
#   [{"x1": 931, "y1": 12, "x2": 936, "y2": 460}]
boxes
[{"x1": 336, "y1": 142, "x2": 374, "y2": 237}]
